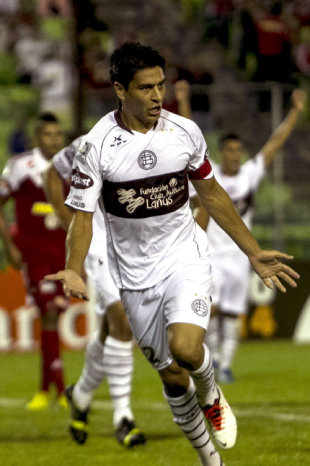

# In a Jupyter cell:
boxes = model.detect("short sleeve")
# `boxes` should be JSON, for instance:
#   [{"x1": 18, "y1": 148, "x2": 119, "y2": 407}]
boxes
[
  {"x1": 53, "y1": 136, "x2": 84, "y2": 180},
  {"x1": 65, "y1": 138, "x2": 103, "y2": 212},
  {"x1": 187, "y1": 123, "x2": 213, "y2": 180},
  {"x1": 0, "y1": 158, "x2": 20, "y2": 196}
]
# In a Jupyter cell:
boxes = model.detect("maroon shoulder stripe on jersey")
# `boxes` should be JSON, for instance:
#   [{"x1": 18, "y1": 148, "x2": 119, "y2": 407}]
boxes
[{"x1": 188, "y1": 160, "x2": 212, "y2": 180}]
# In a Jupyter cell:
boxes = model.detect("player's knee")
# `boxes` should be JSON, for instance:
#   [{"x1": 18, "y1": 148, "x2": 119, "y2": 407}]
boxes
[
  {"x1": 169, "y1": 339, "x2": 203, "y2": 371},
  {"x1": 106, "y1": 301, "x2": 132, "y2": 341}
]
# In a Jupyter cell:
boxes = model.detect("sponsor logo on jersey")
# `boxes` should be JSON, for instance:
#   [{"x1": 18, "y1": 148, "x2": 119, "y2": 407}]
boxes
[
  {"x1": 31, "y1": 202, "x2": 54, "y2": 215},
  {"x1": 102, "y1": 169, "x2": 189, "y2": 219},
  {"x1": 191, "y1": 298, "x2": 208, "y2": 317},
  {"x1": 71, "y1": 168, "x2": 94, "y2": 189},
  {"x1": 70, "y1": 200, "x2": 85, "y2": 209},
  {"x1": 110, "y1": 135, "x2": 127, "y2": 147},
  {"x1": 233, "y1": 192, "x2": 254, "y2": 216},
  {"x1": 138, "y1": 150, "x2": 157, "y2": 170},
  {"x1": 31, "y1": 203, "x2": 60, "y2": 230},
  {"x1": 75, "y1": 140, "x2": 92, "y2": 165},
  {"x1": 117, "y1": 188, "x2": 145, "y2": 214}
]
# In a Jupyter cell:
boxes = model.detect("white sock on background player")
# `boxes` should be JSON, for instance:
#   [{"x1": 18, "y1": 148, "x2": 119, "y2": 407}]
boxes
[
  {"x1": 204, "y1": 315, "x2": 220, "y2": 367},
  {"x1": 220, "y1": 316, "x2": 240, "y2": 371}
]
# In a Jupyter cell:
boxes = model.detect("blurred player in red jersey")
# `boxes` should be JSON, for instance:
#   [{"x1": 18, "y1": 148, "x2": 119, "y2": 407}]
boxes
[{"x1": 0, "y1": 113, "x2": 68, "y2": 410}]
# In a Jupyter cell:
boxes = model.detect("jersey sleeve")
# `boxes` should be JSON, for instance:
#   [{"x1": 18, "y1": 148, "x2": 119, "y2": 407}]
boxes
[
  {"x1": 65, "y1": 137, "x2": 103, "y2": 213},
  {"x1": 244, "y1": 152, "x2": 265, "y2": 191},
  {"x1": 53, "y1": 136, "x2": 84, "y2": 180},
  {"x1": 187, "y1": 124, "x2": 213, "y2": 180},
  {"x1": 0, "y1": 157, "x2": 21, "y2": 197}
]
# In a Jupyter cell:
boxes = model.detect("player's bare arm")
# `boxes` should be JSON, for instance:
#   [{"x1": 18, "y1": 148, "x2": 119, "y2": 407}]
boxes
[
  {"x1": 42, "y1": 163, "x2": 73, "y2": 231},
  {"x1": 261, "y1": 89, "x2": 306, "y2": 167},
  {"x1": 0, "y1": 196, "x2": 23, "y2": 268},
  {"x1": 192, "y1": 176, "x2": 300, "y2": 291},
  {"x1": 190, "y1": 192, "x2": 210, "y2": 231},
  {"x1": 45, "y1": 210, "x2": 93, "y2": 300}
]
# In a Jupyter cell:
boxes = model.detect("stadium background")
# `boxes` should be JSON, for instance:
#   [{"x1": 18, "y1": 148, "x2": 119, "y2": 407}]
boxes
[{"x1": 0, "y1": 2, "x2": 309, "y2": 465}]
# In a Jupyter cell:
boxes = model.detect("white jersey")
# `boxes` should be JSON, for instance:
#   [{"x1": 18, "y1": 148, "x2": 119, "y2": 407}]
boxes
[
  {"x1": 65, "y1": 108, "x2": 214, "y2": 290},
  {"x1": 53, "y1": 136, "x2": 106, "y2": 255},
  {"x1": 207, "y1": 153, "x2": 265, "y2": 255}
]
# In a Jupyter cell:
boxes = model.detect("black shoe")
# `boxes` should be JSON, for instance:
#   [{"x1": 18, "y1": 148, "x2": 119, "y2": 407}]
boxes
[
  {"x1": 114, "y1": 417, "x2": 146, "y2": 448},
  {"x1": 65, "y1": 384, "x2": 89, "y2": 445}
]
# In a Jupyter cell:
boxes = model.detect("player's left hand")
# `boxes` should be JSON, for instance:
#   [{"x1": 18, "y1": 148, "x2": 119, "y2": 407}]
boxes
[
  {"x1": 45, "y1": 269, "x2": 89, "y2": 300},
  {"x1": 248, "y1": 250, "x2": 300, "y2": 292}
]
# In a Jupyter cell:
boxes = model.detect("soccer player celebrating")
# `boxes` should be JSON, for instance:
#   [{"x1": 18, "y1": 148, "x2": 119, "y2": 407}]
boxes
[
  {"x1": 43, "y1": 138, "x2": 145, "y2": 447},
  {"x1": 46, "y1": 43, "x2": 299, "y2": 465},
  {"x1": 202, "y1": 89, "x2": 306, "y2": 384},
  {"x1": 0, "y1": 113, "x2": 68, "y2": 410}
]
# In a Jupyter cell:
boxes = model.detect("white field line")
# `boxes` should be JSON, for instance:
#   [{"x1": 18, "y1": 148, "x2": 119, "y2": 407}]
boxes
[{"x1": 1, "y1": 398, "x2": 310, "y2": 423}]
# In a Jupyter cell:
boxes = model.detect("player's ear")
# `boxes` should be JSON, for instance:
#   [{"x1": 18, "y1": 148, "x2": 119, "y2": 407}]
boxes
[{"x1": 114, "y1": 81, "x2": 126, "y2": 102}]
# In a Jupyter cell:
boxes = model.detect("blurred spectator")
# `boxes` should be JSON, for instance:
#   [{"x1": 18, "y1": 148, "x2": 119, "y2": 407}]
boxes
[
  {"x1": 8, "y1": 112, "x2": 30, "y2": 155},
  {"x1": 245, "y1": 1, "x2": 293, "y2": 82},
  {"x1": 37, "y1": 0, "x2": 72, "y2": 17},
  {"x1": 296, "y1": 27, "x2": 310, "y2": 77},
  {"x1": 14, "y1": 24, "x2": 50, "y2": 84},
  {"x1": 33, "y1": 43, "x2": 76, "y2": 130}
]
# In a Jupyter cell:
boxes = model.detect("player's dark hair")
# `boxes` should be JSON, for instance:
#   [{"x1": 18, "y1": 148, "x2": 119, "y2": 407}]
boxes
[
  {"x1": 34, "y1": 112, "x2": 59, "y2": 135},
  {"x1": 110, "y1": 42, "x2": 165, "y2": 89},
  {"x1": 219, "y1": 133, "x2": 241, "y2": 151}
]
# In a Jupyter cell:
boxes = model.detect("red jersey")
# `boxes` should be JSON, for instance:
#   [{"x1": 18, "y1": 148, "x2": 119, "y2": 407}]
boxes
[{"x1": 0, "y1": 148, "x2": 66, "y2": 263}]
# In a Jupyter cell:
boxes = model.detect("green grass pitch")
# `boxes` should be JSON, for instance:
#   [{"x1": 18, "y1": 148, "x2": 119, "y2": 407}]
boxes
[{"x1": 0, "y1": 340, "x2": 309, "y2": 465}]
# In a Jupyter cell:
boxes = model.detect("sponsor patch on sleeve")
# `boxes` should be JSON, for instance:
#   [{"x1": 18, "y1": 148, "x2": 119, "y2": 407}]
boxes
[
  {"x1": 75, "y1": 140, "x2": 92, "y2": 165},
  {"x1": 71, "y1": 167, "x2": 94, "y2": 189}
]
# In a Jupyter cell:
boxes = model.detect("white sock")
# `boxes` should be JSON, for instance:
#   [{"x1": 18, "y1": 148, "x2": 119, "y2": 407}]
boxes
[
  {"x1": 190, "y1": 344, "x2": 218, "y2": 408},
  {"x1": 164, "y1": 379, "x2": 222, "y2": 466},
  {"x1": 102, "y1": 336, "x2": 134, "y2": 427},
  {"x1": 220, "y1": 316, "x2": 240, "y2": 371},
  {"x1": 204, "y1": 315, "x2": 220, "y2": 366},
  {"x1": 73, "y1": 330, "x2": 106, "y2": 410}
]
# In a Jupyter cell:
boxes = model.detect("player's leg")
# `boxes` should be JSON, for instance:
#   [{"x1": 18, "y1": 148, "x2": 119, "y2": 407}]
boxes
[
  {"x1": 67, "y1": 254, "x2": 144, "y2": 446},
  {"x1": 204, "y1": 256, "x2": 225, "y2": 370},
  {"x1": 164, "y1": 259, "x2": 237, "y2": 450},
  {"x1": 217, "y1": 254, "x2": 249, "y2": 384},
  {"x1": 121, "y1": 279, "x2": 226, "y2": 465},
  {"x1": 25, "y1": 260, "x2": 68, "y2": 410},
  {"x1": 159, "y1": 363, "x2": 223, "y2": 466}
]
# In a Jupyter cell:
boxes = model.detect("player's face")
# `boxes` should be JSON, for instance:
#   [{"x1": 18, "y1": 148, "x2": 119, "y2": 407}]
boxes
[
  {"x1": 116, "y1": 66, "x2": 166, "y2": 132},
  {"x1": 220, "y1": 140, "x2": 242, "y2": 175},
  {"x1": 36, "y1": 123, "x2": 64, "y2": 160}
]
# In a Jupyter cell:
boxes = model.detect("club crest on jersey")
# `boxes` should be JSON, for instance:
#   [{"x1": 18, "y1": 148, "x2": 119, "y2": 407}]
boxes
[
  {"x1": 71, "y1": 167, "x2": 94, "y2": 189},
  {"x1": 117, "y1": 188, "x2": 145, "y2": 214},
  {"x1": 75, "y1": 140, "x2": 92, "y2": 165},
  {"x1": 191, "y1": 298, "x2": 208, "y2": 317},
  {"x1": 138, "y1": 150, "x2": 157, "y2": 170}
]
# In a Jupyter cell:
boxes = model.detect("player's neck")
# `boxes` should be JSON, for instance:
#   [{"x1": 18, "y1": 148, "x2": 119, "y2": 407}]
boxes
[{"x1": 119, "y1": 109, "x2": 155, "y2": 134}]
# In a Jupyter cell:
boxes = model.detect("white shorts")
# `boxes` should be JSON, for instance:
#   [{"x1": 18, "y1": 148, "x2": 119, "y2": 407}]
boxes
[
  {"x1": 84, "y1": 253, "x2": 120, "y2": 315},
  {"x1": 120, "y1": 258, "x2": 212, "y2": 371},
  {"x1": 211, "y1": 251, "x2": 250, "y2": 315}
]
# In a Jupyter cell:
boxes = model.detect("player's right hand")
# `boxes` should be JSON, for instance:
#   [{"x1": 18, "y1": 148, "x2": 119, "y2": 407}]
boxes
[{"x1": 45, "y1": 269, "x2": 89, "y2": 300}]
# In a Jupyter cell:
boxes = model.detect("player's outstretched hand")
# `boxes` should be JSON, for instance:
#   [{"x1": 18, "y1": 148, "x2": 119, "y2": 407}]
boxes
[
  {"x1": 249, "y1": 250, "x2": 300, "y2": 293},
  {"x1": 45, "y1": 269, "x2": 89, "y2": 300}
]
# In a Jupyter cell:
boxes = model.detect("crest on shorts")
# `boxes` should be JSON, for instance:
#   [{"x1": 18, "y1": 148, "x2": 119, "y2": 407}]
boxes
[
  {"x1": 191, "y1": 298, "x2": 208, "y2": 317},
  {"x1": 138, "y1": 150, "x2": 157, "y2": 170}
]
